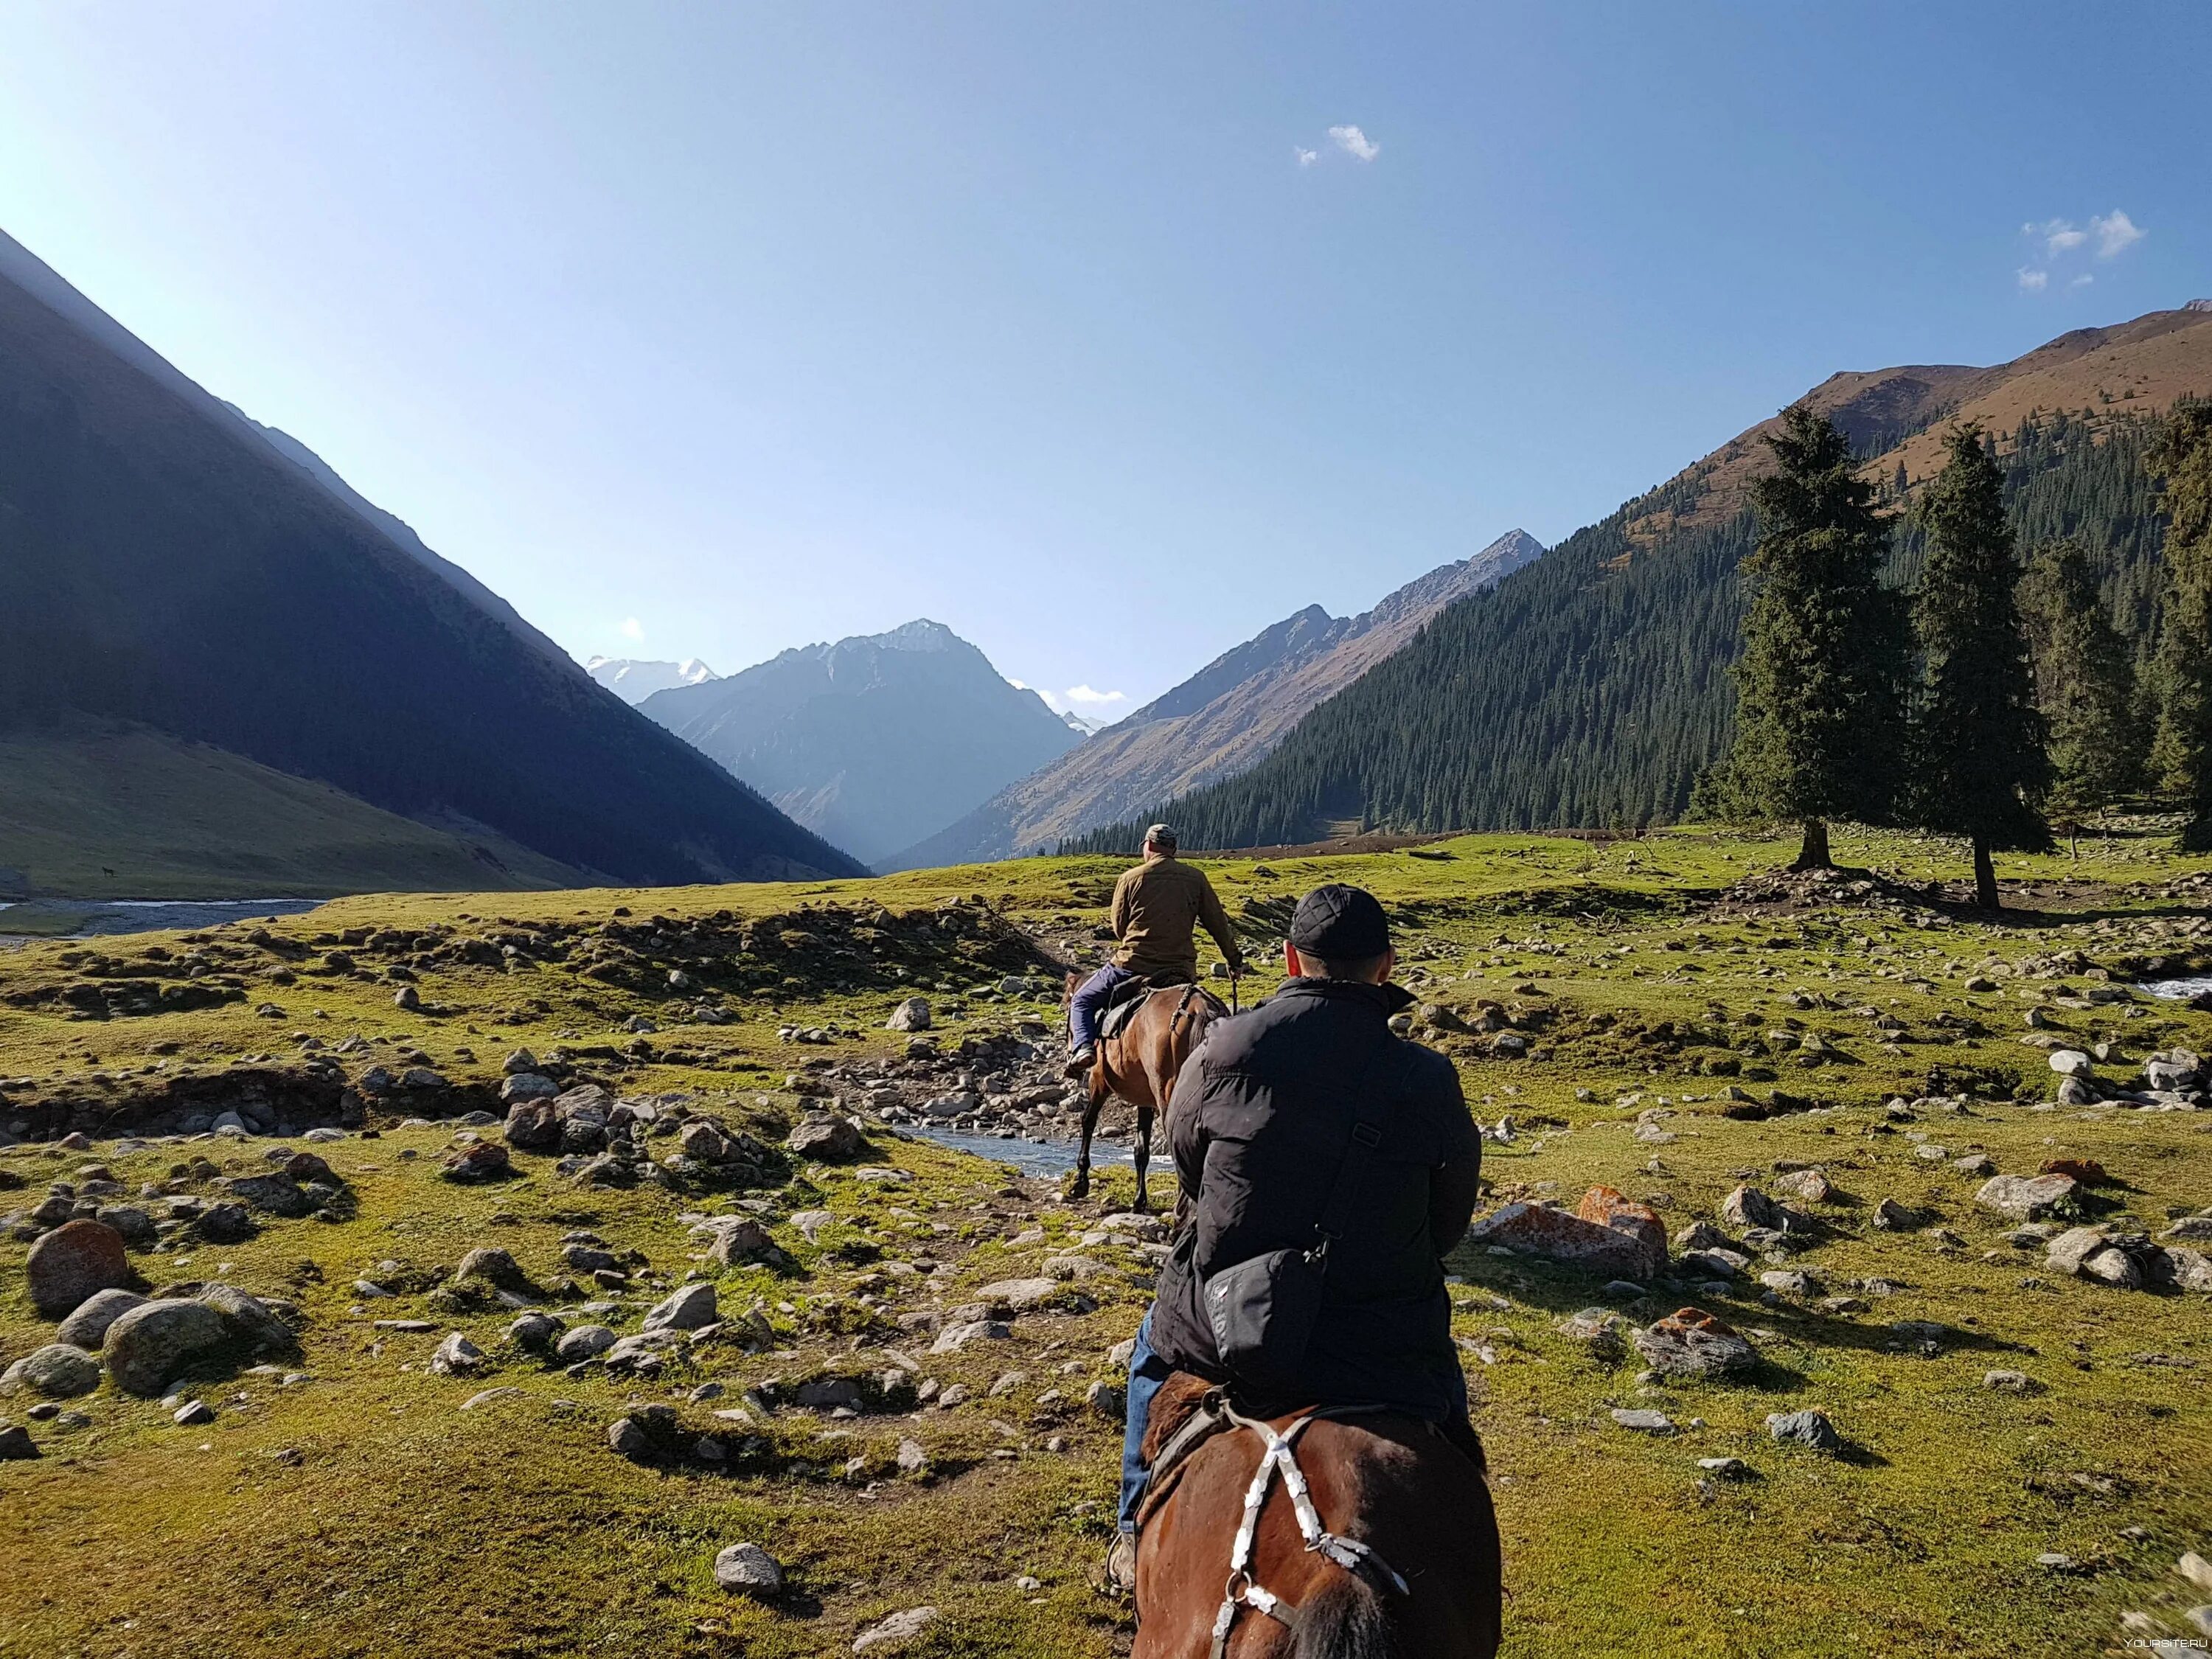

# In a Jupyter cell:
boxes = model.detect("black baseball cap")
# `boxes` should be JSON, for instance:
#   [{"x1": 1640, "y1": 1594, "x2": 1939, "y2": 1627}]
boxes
[{"x1": 1289, "y1": 883, "x2": 1391, "y2": 961}]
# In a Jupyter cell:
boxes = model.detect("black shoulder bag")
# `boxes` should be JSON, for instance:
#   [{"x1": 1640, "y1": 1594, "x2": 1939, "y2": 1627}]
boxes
[{"x1": 1200, "y1": 1038, "x2": 1408, "y2": 1397}]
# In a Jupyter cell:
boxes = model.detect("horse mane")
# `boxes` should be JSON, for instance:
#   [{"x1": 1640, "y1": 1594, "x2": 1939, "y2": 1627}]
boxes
[
  {"x1": 1139, "y1": 1369, "x2": 1217, "y2": 1464},
  {"x1": 1293, "y1": 1573, "x2": 1406, "y2": 1659}
]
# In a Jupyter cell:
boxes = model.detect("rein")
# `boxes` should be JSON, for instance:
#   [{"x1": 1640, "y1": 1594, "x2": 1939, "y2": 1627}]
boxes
[{"x1": 1202, "y1": 1399, "x2": 1411, "y2": 1658}]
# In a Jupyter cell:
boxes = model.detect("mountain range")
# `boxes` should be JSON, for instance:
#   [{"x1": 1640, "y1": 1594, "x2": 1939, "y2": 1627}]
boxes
[
  {"x1": 0, "y1": 228, "x2": 864, "y2": 895},
  {"x1": 1067, "y1": 302, "x2": 2212, "y2": 854},
  {"x1": 885, "y1": 529, "x2": 1544, "y2": 868},
  {"x1": 639, "y1": 620, "x2": 1080, "y2": 866},
  {"x1": 585, "y1": 657, "x2": 722, "y2": 704}
]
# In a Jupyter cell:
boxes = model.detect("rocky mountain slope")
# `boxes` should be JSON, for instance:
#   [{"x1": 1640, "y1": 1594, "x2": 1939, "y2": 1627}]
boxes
[
  {"x1": 585, "y1": 658, "x2": 722, "y2": 705},
  {"x1": 1071, "y1": 304, "x2": 2212, "y2": 852},
  {"x1": 641, "y1": 620, "x2": 1080, "y2": 866},
  {"x1": 886, "y1": 530, "x2": 1544, "y2": 868},
  {"x1": 0, "y1": 231, "x2": 863, "y2": 888}
]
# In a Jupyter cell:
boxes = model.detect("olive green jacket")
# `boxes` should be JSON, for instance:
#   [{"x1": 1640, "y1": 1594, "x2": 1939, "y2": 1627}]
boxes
[{"x1": 1109, "y1": 852, "x2": 1243, "y2": 982}]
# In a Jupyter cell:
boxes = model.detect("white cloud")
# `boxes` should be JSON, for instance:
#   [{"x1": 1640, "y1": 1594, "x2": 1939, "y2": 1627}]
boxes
[
  {"x1": 1064, "y1": 684, "x2": 1127, "y2": 706},
  {"x1": 1294, "y1": 145, "x2": 1318, "y2": 167},
  {"x1": 619, "y1": 616, "x2": 644, "y2": 642},
  {"x1": 2026, "y1": 218, "x2": 2087, "y2": 257},
  {"x1": 2090, "y1": 209, "x2": 2144, "y2": 258},
  {"x1": 1327, "y1": 124, "x2": 1380, "y2": 162},
  {"x1": 2017, "y1": 267, "x2": 2049, "y2": 292},
  {"x1": 2070, "y1": 273, "x2": 2095, "y2": 290}
]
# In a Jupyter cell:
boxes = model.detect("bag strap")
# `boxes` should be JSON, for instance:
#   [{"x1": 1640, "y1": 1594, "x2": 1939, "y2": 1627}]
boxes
[{"x1": 1311, "y1": 1034, "x2": 1414, "y2": 1258}]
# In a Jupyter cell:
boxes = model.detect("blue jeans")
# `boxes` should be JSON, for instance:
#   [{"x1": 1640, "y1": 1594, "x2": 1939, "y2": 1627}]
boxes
[
  {"x1": 1070, "y1": 964, "x2": 1136, "y2": 1054},
  {"x1": 1119, "y1": 1308, "x2": 1172, "y2": 1534}
]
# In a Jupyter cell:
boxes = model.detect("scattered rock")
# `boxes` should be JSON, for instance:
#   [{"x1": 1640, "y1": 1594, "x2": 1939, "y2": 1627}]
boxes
[
  {"x1": 24, "y1": 1219, "x2": 131, "y2": 1318},
  {"x1": 172, "y1": 1398, "x2": 215, "y2": 1426},
  {"x1": 0, "y1": 1344, "x2": 102, "y2": 1399},
  {"x1": 200, "y1": 1284, "x2": 296, "y2": 1355},
  {"x1": 1765, "y1": 1409, "x2": 1843, "y2": 1453},
  {"x1": 102, "y1": 1298, "x2": 229, "y2": 1397},
  {"x1": 2047, "y1": 1049, "x2": 2093, "y2": 1079},
  {"x1": 1633, "y1": 1308, "x2": 1757, "y2": 1380},
  {"x1": 886, "y1": 998, "x2": 932, "y2": 1033},
  {"x1": 55, "y1": 1287, "x2": 147, "y2": 1349},
  {"x1": 787, "y1": 1114, "x2": 866, "y2": 1161},
  {"x1": 455, "y1": 1248, "x2": 539, "y2": 1298},
  {"x1": 1975, "y1": 1173, "x2": 2079, "y2": 1222},
  {"x1": 1983, "y1": 1369, "x2": 2040, "y2": 1394},
  {"x1": 642, "y1": 1284, "x2": 719, "y2": 1332},
  {"x1": 441, "y1": 1143, "x2": 512, "y2": 1183},
  {"x1": 556, "y1": 1325, "x2": 617, "y2": 1362},
  {"x1": 431, "y1": 1332, "x2": 486, "y2": 1375},
  {"x1": 460, "y1": 1387, "x2": 524, "y2": 1411},
  {"x1": 714, "y1": 1542, "x2": 785, "y2": 1597},
  {"x1": 1464, "y1": 1187, "x2": 1665, "y2": 1280},
  {"x1": 1610, "y1": 1408, "x2": 1673, "y2": 1433},
  {"x1": 852, "y1": 1607, "x2": 939, "y2": 1654},
  {"x1": 0, "y1": 1425, "x2": 38, "y2": 1459},
  {"x1": 931, "y1": 1320, "x2": 1012, "y2": 1354}
]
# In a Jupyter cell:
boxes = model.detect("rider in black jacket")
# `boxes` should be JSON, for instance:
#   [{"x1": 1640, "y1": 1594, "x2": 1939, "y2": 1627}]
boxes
[{"x1": 1105, "y1": 883, "x2": 1482, "y2": 1591}]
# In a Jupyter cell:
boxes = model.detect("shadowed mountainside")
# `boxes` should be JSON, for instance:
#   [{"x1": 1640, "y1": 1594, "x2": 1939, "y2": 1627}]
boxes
[{"x1": 0, "y1": 232, "x2": 864, "y2": 887}]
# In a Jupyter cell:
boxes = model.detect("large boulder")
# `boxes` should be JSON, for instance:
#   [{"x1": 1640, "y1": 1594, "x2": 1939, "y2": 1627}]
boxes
[
  {"x1": 102, "y1": 1298, "x2": 230, "y2": 1397},
  {"x1": 886, "y1": 998, "x2": 932, "y2": 1033},
  {"x1": 1, "y1": 1343, "x2": 102, "y2": 1399},
  {"x1": 200, "y1": 1284, "x2": 297, "y2": 1354},
  {"x1": 1632, "y1": 1307, "x2": 1758, "y2": 1379},
  {"x1": 1719, "y1": 1185, "x2": 1810, "y2": 1234},
  {"x1": 641, "y1": 1284, "x2": 719, "y2": 1333},
  {"x1": 25, "y1": 1220, "x2": 131, "y2": 1318},
  {"x1": 55, "y1": 1287, "x2": 147, "y2": 1350},
  {"x1": 1976, "y1": 1172, "x2": 2079, "y2": 1221},
  {"x1": 454, "y1": 1248, "x2": 540, "y2": 1298},
  {"x1": 499, "y1": 1071, "x2": 559, "y2": 1105},
  {"x1": 503, "y1": 1099, "x2": 562, "y2": 1152},
  {"x1": 703, "y1": 1219, "x2": 776, "y2": 1267},
  {"x1": 1464, "y1": 1187, "x2": 1666, "y2": 1280},
  {"x1": 786, "y1": 1113, "x2": 866, "y2": 1162},
  {"x1": 553, "y1": 1085, "x2": 613, "y2": 1153},
  {"x1": 215, "y1": 1175, "x2": 316, "y2": 1218}
]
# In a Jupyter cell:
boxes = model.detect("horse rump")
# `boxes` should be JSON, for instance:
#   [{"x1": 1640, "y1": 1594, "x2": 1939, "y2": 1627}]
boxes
[{"x1": 1293, "y1": 1571, "x2": 1404, "y2": 1659}]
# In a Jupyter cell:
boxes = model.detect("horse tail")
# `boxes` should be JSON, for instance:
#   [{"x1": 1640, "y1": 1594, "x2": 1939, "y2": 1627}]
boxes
[{"x1": 1292, "y1": 1572, "x2": 1404, "y2": 1659}]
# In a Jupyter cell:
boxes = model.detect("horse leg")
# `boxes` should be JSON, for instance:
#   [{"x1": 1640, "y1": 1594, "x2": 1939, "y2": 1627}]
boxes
[
  {"x1": 1133, "y1": 1105, "x2": 1153, "y2": 1214},
  {"x1": 1069, "y1": 1065, "x2": 1102, "y2": 1201}
]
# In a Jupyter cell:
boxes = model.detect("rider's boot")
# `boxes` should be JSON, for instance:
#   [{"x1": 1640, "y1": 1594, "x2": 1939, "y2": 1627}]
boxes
[
  {"x1": 1063, "y1": 1046, "x2": 1096, "y2": 1079},
  {"x1": 1101, "y1": 1531, "x2": 1137, "y2": 1596}
]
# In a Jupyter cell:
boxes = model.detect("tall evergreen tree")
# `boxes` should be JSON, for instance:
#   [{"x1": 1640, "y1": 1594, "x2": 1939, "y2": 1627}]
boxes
[
  {"x1": 1907, "y1": 425, "x2": 2051, "y2": 905},
  {"x1": 2017, "y1": 538, "x2": 2145, "y2": 837},
  {"x1": 2149, "y1": 402, "x2": 2212, "y2": 849},
  {"x1": 1707, "y1": 404, "x2": 1909, "y2": 869}
]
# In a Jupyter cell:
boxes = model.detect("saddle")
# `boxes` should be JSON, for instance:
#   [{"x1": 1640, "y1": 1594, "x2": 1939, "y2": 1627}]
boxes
[{"x1": 1099, "y1": 978, "x2": 1227, "y2": 1046}]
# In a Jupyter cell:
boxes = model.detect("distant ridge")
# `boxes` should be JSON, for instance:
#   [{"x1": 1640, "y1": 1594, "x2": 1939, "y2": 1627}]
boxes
[
  {"x1": 883, "y1": 529, "x2": 1544, "y2": 868},
  {"x1": 642, "y1": 619, "x2": 1079, "y2": 866},
  {"x1": 586, "y1": 657, "x2": 721, "y2": 704}
]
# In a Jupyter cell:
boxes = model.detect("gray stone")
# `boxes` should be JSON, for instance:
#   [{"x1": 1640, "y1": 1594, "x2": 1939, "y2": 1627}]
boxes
[
  {"x1": 556, "y1": 1324, "x2": 617, "y2": 1362},
  {"x1": 607, "y1": 1416, "x2": 653, "y2": 1458},
  {"x1": 642, "y1": 1284, "x2": 718, "y2": 1333},
  {"x1": 1, "y1": 1344, "x2": 101, "y2": 1398},
  {"x1": 886, "y1": 998, "x2": 932, "y2": 1033},
  {"x1": 1696, "y1": 1456, "x2": 1753, "y2": 1479},
  {"x1": 852, "y1": 1607, "x2": 939, "y2": 1654},
  {"x1": 505, "y1": 1312, "x2": 565, "y2": 1351},
  {"x1": 499, "y1": 1072, "x2": 559, "y2": 1105},
  {"x1": 975, "y1": 1278, "x2": 1061, "y2": 1312},
  {"x1": 430, "y1": 1332, "x2": 485, "y2": 1375},
  {"x1": 460, "y1": 1387, "x2": 524, "y2": 1411},
  {"x1": 1975, "y1": 1173, "x2": 2079, "y2": 1221},
  {"x1": 897, "y1": 1436, "x2": 930, "y2": 1472},
  {"x1": 787, "y1": 1114, "x2": 866, "y2": 1161},
  {"x1": 714, "y1": 1542, "x2": 785, "y2": 1596},
  {"x1": 200, "y1": 1285, "x2": 295, "y2": 1354},
  {"x1": 1632, "y1": 1310, "x2": 1757, "y2": 1379},
  {"x1": 0, "y1": 1425, "x2": 38, "y2": 1459},
  {"x1": 2047, "y1": 1049, "x2": 2094, "y2": 1079},
  {"x1": 172, "y1": 1398, "x2": 215, "y2": 1426},
  {"x1": 55, "y1": 1287, "x2": 147, "y2": 1350},
  {"x1": 1765, "y1": 1408, "x2": 1843, "y2": 1453},
  {"x1": 455, "y1": 1248, "x2": 538, "y2": 1297},
  {"x1": 24, "y1": 1219, "x2": 131, "y2": 1318},
  {"x1": 2045, "y1": 1226, "x2": 2114, "y2": 1276},
  {"x1": 1610, "y1": 1408, "x2": 1673, "y2": 1433},
  {"x1": 102, "y1": 1298, "x2": 229, "y2": 1397},
  {"x1": 1983, "y1": 1369, "x2": 2039, "y2": 1394},
  {"x1": 930, "y1": 1320, "x2": 1012, "y2": 1354}
]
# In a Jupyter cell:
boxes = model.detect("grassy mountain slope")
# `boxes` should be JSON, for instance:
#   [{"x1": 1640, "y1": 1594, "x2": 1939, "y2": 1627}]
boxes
[
  {"x1": 1072, "y1": 307, "x2": 2212, "y2": 853},
  {"x1": 0, "y1": 720, "x2": 580, "y2": 899},
  {"x1": 888, "y1": 530, "x2": 1545, "y2": 869},
  {"x1": 0, "y1": 244, "x2": 864, "y2": 888}
]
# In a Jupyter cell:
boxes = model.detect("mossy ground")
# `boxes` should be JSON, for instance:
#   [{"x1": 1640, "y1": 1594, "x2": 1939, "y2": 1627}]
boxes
[{"x1": 3, "y1": 826, "x2": 2210, "y2": 1658}]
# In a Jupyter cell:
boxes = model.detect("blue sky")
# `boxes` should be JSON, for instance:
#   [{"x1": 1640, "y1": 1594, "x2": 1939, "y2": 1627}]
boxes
[{"x1": 1, "y1": 4, "x2": 2205, "y2": 714}]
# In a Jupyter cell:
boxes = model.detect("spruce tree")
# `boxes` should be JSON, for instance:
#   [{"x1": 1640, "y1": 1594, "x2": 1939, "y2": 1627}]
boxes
[
  {"x1": 1907, "y1": 425, "x2": 2051, "y2": 906},
  {"x1": 2149, "y1": 402, "x2": 2212, "y2": 849},
  {"x1": 2017, "y1": 539, "x2": 2144, "y2": 842},
  {"x1": 1710, "y1": 404, "x2": 1909, "y2": 869}
]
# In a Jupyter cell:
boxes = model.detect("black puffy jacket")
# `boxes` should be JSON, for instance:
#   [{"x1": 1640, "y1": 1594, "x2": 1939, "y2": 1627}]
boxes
[{"x1": 1148, "y1": 977, "x2": 1481, "y2": 1421}]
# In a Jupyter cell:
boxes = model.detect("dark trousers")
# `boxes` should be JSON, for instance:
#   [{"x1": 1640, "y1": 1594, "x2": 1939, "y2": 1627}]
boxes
[{"x1": 1069, "y1": 963, "x2": 1136, "y2": 1053}]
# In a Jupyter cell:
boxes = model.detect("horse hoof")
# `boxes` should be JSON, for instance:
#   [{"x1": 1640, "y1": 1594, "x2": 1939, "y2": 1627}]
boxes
[{"x1": 1068, "y1": 1178, "x2": 1090, "y2": 1200}]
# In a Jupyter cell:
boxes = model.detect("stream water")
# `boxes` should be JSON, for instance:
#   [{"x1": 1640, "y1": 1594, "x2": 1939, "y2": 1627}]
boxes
[
  {"x1": 2141, "y1": 976, "x2": 2212, "y2": 1002},
  {"x1": 908, "y1": 1124, "x2": 1133, "y2": 1175},
  {"x1": 0, "y1": 897, "x2": 324, "y2": 940}
]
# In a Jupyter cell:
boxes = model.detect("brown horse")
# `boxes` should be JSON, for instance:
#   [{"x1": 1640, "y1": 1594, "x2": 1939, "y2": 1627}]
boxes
[
  {"x1": 1060, "y1": 974, "x2": 1225, "y2": 1211},
  {"x1": 1133, "y1": 1374, "x2": 1502, "y2": 1658}
]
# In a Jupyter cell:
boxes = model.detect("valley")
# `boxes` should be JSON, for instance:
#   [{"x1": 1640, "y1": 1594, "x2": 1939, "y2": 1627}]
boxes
[{"x1": 4, "y1": 828, "x2": 2210, "y2": 1658}]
